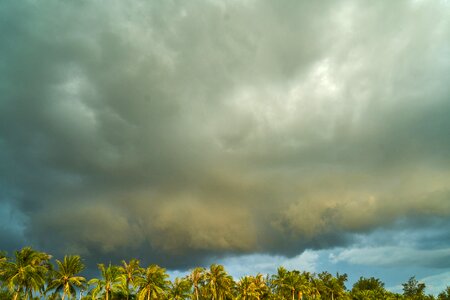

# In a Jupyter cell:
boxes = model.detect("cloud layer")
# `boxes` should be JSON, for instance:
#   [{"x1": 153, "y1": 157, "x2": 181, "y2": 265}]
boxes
[{"x1": 0, "y1": 0, "x2": 449, "y2": 269}]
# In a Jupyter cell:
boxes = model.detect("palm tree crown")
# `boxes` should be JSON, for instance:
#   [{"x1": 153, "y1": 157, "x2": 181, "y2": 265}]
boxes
[
  {"x1": 88, "y1": 263, "x2": 121, "y2": 300},
  {"x1": 167, "y1": 277, "x2": 192, "y2": 300},
  {"x1": 203, "y1": 264, "x2": 234, "y2": 300},
  {"x1": 189, "y1": 267, "x2": 205, "y2": 300},
  {"x1": 46, "y1": 255, "x2": 86, "y2": 300},
  {"x1": 135, "y1": 264, "x2": 170, "y2": 300},
  {"x1": 118, "y1": 258, "x2": 141, "y2": 300},
  {"x1": 2, "y1": 247, "x2": 51, "y2": 300}
]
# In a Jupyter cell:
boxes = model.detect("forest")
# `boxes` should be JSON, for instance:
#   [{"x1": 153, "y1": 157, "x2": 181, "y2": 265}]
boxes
[{"x1": 1, "y1": 247, "x2": 449, "y2": 300}]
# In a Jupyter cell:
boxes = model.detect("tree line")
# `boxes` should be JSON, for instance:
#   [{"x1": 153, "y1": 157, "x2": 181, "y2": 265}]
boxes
[{"x1": 0, "y1": 247, "x2": 449, "y2": 300}]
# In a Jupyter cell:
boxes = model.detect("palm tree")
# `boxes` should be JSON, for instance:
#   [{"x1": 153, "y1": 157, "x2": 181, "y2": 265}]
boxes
[
  {"x1": 134, "y1": 264, "x2": 170, "y2": 300},
  {"x1": 0, "y1": 251, "x2": 6, "y2": 263},
  {"x1": 88, "y1": 263, "x2": 121, "y2": 300},
  {"x1": 0, "y1": 251, "x2": 7, "y2": 278},
  {"x1": 203, "y1": 264, "x2": 234, "y2": 300},
  {"x1": 295, "y1": 272, "x2": 313, "y2": 300},
  {"x1": 271, "y1": 267, "x2": 293, "y2": 300},
  {"x1": 236, "y1": 274, "x2": 269, "y2": 300},
  {"x1": 284, "y1": 271, "x2": 300, "y2": 300},
  {"x1": 46, "y1": 255, "x2": 86, "y2": 300},
  {"x1": 333, "y1": 273, "x2": 348, "y2": 299},
  {"x1": 0, "y1": 252, "x2": 12, "y2": 299},
  {"x1": 351, "y1": 276, "x2": 387, "y2": 300},
  {"x1": 317, "y1": 272, "x2": 347, "y2": 300},
  {"x1": 309, "y1": 276, "x2": 321, "y2": 299},
  {"x1": 118, "y1": 259, "x2": 141, "y2": 300},
  {"x1": 189, "y1": 267, "x2": 205, "y2": 300},
  {"x1": 272, "y1": 268, "x2": 315, "y2": 300},
  {"x1": 252, "y1": 274, "x2": 270, "y2": 300},
  {"x1": 168, "y1": 277, "x2": 192, "y2": 300},
  {"x1": 438, "y1": 286, "x2": 450, "y2": 300},
  {"x1": 2, "y1": 247, "x2": 51, "y2": 300},
  {"x1": 236, "y1": 276, "x2": 258, "y2": 300}
]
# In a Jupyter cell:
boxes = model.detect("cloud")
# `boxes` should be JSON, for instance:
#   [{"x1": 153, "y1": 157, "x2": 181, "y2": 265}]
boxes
[
  {"x1": 420, "y1": 272, "x2": 450, "y2": 295},
  {"x1": 0, "y1": 202, "x2": 26, "y2": 253},
  {"x1": 386, "y1": 272, "x2": 450, "y2": 296},
  {"x1": 329, "y1": 220, "x2": 450, "y2": 269},
  {"x1": 0, "y1": 0, "x2": 449, "y2": 271},
  {"x1": 213, "y1": 250, "x2": 320, "y2": 279},
  {"x1": 330, "y1": 246, "x2": 450, "y2": 268},
  {"x1": 167, "y1": 250, "x2": 320, "y2": 280}
]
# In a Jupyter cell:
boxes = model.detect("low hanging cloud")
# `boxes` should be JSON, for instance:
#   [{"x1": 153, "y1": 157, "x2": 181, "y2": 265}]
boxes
[{"x1": 0, "y1": 0, "x2": 449, "y2": 269}]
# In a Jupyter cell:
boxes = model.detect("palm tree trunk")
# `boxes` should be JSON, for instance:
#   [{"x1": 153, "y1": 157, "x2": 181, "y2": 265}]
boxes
[
  {"x1": 62, "y1": 292, "x2": 66, "y2": 300},
  {"x1": 331, "y1": 291, "x2": 334, "y2": 300},
  {"x1": 195, "y1": 286, "x2": 199, "y2": 300},
  {"x1": 291, "y1": 289, "x2": 295, "y2": 300}
]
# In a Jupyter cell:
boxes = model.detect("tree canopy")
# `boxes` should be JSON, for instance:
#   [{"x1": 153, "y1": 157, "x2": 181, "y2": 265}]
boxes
[{"x1": 0, "y1": 247, "x2": 446, "y2": 300}]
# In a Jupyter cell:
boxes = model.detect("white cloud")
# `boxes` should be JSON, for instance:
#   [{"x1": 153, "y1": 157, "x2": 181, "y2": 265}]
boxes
[
  {"x1": 202, "y1": 250, "x2": 320, "y2": 279},
  {"x1": 420, "y1": 271, "x2": 450, "y2": 295},
  {"x1": 386, "y1": 272, "x2": 450, "y2": 296},
  {"x1": 329, "y1": 246, "x2": 450, "y2": 268},
  {"x1": 167, "y1": 251, "x2": 320, "y2": 280}
]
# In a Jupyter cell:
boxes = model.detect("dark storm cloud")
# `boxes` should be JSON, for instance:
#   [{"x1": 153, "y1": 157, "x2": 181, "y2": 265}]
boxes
[{"x1": 0, "y1": 0, "x2": 449, "y2": 269}]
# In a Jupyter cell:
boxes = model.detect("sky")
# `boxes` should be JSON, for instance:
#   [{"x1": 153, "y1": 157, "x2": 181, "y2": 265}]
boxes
[{"x1": 0, "y1": 0, "x2": 449, "y2": 295}]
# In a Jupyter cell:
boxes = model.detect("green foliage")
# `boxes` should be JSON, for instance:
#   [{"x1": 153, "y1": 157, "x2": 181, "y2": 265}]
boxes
[
  {"x1": 236, "y1": 274, "x2": 269, "y2": 300},
  {"x1": 438, "y1": 286, "x2": 450, "y2": 300},
  {"x1": 46, "y1": 255, "x2": 86, "y2": 300},
  {"x1": 168, "y1": 277, "x2": 192, "y2": 300},
  {"x1": 202, "y1": 264, "x2": 234, "y2": 300},
  {"x1": 189, "y1": 267, "x2": 205, "y2": 300},
  {"x1": 403, "y1": 276, "x2": 426, "y2": 299},
  {"x1": 0, "y1": 288, "x2": 13, "y2": 300},
  {"x1": 117, "y1": 259, "x2": 142, "y2": 300},
  {"x1": 351, "y1": 276, "x2": 386, "y2": 299},
  {"x1": 135, "y1": 264, "x2": 170, "y2": 300},
  {"x1": 1, "y1": 247, "x2": 51, "y2": 300},
  {"x1": 0, "y1": 247, "x2": 449, "y2": 300},
  {"x1": 317, "y1": 271, "x2": 348, "y2": 299},
  {"x1": 88, "y1": 263, "x2": 122, "y2": 300}
]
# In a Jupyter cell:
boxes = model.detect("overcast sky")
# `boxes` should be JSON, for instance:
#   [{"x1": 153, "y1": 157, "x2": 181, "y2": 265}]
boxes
[{"x1": 0, "y1": 0, "x2": 449, "y2": 294}]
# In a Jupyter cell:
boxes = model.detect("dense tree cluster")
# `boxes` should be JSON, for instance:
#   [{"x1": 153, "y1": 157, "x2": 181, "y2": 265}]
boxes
[{"x1": 0, "y1": 247, "x2": 449, "y2": 300}]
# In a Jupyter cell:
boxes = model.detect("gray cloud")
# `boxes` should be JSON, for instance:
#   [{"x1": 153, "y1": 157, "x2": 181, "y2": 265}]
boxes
[
  {"x1": 0, "y1": 0, "x2": 449, "y2": 269},
  {"x1": 330, "y1": 246, "x2": 450, "y2": 268},
  {"x1": 328, "y1": 218, "x2": 450, "y2": 269}
]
